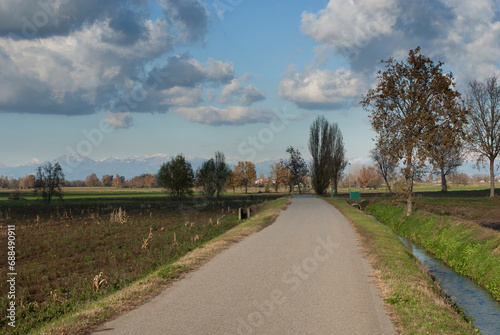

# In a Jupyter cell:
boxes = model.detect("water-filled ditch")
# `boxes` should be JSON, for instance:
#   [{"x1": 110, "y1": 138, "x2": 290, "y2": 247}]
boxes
[{"x1": 397, "y1": 235, "x2": 500, "y2": 334}]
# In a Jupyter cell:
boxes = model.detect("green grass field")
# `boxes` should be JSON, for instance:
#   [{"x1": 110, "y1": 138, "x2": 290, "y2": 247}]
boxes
[
  {"x1": 0, "y1": 182, "x2": 494, "y2": 203},
  {"x1": 0, "y1": 186, "x2": 295, "y2": 203}
]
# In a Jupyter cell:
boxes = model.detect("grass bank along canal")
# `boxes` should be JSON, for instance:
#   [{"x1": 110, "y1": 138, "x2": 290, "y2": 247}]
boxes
[
  {"x1": 365, "y1": 200, "x2": 500, "y2": 334},
  {"x1": 398, "y1": 235, "x2": 500, "y2": 335}
]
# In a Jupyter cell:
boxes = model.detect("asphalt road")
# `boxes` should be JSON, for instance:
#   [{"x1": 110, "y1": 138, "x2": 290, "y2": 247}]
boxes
[{"x1": 94, "y1": 195, "x2": 396, "y2": 335}]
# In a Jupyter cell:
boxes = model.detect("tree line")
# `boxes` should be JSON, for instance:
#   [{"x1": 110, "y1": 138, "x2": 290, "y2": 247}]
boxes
[
  {"x1": 22, "y1": 148, "x2": 314, "y2": 203},
  {"x1": 11, "y1": 48, "x2": 500, "y2": 211},
  {"x1": 156, "y1": 149, "x2": 311, "y2": 200}
]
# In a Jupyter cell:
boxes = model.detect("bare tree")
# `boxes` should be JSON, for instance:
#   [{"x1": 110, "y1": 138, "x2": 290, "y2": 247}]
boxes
[
  {"x1": 370, "y1": 141, "x2": 397, "y2": 192},
  {"x1": 429, "y1": 142, "x2": 463, "y2": 192},
  {"x1": 283, "y1": 146, "x2": 308, "y2": 194},
  {"x1": 427, "y1": 100, "x2": 468, "y2": 192},
  {"x1": 34, "y1": 162, "x2": 65, "y2": 203},
  {"x1": 451, "y1": 173, "x2": 470, "y2": 186},
  {"x1": 129, "y1": 175, "x2": 145, "y2": 188},
  {"x1": 465, "y1": 76, "x2": 500, "y2": 197},
  {"x1": 357, "y1": 165, "x2": 382, "y2": 189}
]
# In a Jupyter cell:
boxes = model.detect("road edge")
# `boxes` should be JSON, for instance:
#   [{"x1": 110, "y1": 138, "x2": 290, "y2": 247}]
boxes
[{"x1": 323, "y1": 197, "x2": 479, "y2": 334}]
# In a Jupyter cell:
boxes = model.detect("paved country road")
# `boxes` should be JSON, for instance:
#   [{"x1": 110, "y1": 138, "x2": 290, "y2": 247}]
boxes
[{"x1": 94, "y1": 195, "x2": 396, "y2": 335}]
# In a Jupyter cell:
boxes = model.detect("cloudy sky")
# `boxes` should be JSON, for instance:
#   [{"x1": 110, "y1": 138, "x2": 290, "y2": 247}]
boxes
[{"x1": 1, "y1": 0, "x2": 500, "y2": 168}]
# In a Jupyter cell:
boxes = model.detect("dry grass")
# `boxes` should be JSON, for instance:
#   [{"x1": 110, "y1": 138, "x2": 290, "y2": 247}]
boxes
[{"x1": 92, "y1": 272, "x2": 108, "y2": 293}]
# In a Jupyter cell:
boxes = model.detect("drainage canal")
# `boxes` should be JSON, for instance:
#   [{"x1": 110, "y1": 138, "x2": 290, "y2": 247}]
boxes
[{"x1": 397, "y1": 235, "x2": 500, "y2": 335}]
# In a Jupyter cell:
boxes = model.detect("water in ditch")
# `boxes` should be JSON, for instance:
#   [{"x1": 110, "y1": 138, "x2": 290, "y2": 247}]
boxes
[{"x1": 397, "y1": 235, "x2": 500, "y2": 335}]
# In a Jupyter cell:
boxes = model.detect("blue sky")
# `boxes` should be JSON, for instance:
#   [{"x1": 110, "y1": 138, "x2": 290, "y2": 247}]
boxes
[{"x1": 1, "y1": 0, "x2": 500, "y2": 169}]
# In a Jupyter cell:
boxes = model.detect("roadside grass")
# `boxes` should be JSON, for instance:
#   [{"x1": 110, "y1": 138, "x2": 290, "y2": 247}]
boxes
[
  {"x1": 324, "y1": 198, "x2": 479, "y2": 335},
  {"x1": 0, "y1": 194, "x2": 288, "y2": 334},
  {"x1": 366, "y1": 200, "x2": 500, "y2": 301}
]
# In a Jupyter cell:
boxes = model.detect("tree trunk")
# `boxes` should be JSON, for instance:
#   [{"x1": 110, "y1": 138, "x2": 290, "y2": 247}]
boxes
[
  {"x1": 297, "y1": 182, "x2": 302, "y2": 194},
  {"x1": 334, "y1": 177, "x2": 338, "y2": 195},
  {"x1": 405, "y1": 155, "x2": 413, "y2": 216},
  {"x1": 441, "y1": 168, "x2": 447, "y2": 192},
  {"x1": 406, "y1": 193, "x2": 412, "y2": 216},
  {"x1": 406, "y1": 175, "x2": 413, "y2": 216},
  {"x1": 490, "y1": 157, "x2": 496, "y2": 198},
  {"x1": 384, "y1": 179, "x2": 392, "y2": 193}
]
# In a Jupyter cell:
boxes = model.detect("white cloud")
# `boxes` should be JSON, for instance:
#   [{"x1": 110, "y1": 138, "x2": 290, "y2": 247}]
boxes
[
  {"x1": 175, "y1": 106, "x2": 276, "y2": 125},
  {"x1": 206, "y1": 58, "x2": 235, "y2": 82},
  {"x1": 219, "y1": 74, "x2": 266, "y2": 105},
  {"x1": 160, "y1": 86, "x2": 202, "y2": 106},
  {"x1": 436, "y1": 0, "x2": 500, "y2": 83},
  {"x1": 105, "y1": 111, "x2": 133, "y2": 129},
  {"x1": 278, "y1": 66, "x2": 365, "y2": 110},
  {"x1": 0, "y1": 18, "x2": 172, "y2": 115},
  {"x1": 159, "y1": 0, "x2": 209, "y2": 42},
  {"x1": 0, "y1": 0, "x2": 215, "y2": 116},
  {"x1": 149, "y1": 55, "x2": 234, "y2": 91},
  {"x1": 282, "y1": 0, "x2": 500, "y2": 110},
  {"x1": 301, "y1": 0, "x2": 398, "y2": 52}
]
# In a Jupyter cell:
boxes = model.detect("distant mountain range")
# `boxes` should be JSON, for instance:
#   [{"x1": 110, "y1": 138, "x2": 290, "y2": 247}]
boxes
[
  {"x1": 0, "y1": 154, "x2": 283, "y2": 181},
  {"x1": 0, "y1": 154, "x2": 491, "y2": 181}
]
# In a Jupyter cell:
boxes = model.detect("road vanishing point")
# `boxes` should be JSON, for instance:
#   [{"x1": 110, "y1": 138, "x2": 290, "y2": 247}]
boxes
[{"x1": 94, "y1": 195, "x2": 396, "y2": 334}]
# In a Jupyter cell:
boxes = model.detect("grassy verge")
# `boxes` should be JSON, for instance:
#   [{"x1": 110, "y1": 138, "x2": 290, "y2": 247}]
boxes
[
  {"x1": 0, "y1": 187, "x2": 296, "y2": 202},
  {"x1": 29, "y1": 196, "x2": 289, "y2": 335},
  {"x1": 324, "y1": 198, "x2": 478, "y2": 334},
  {"x1": 366, "y1": 200, "x2": 500, "y2": 301}
]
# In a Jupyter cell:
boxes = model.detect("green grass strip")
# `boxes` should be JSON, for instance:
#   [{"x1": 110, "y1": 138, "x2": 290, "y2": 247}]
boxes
[
  {"x1": 324, "y1": 198, "x2": 478, "y2": 335},
  {"x1": 366, "y1": 201, "x2": 500, "y2": 301}
]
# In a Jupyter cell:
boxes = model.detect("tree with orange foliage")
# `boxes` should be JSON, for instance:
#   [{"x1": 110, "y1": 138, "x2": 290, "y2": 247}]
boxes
[
  {"x1": 361, "y1": 47, "x2": 464, "y2": 215},
  {"x1": 232, "y1": 161, "x2": 256, "y2": 193}
]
